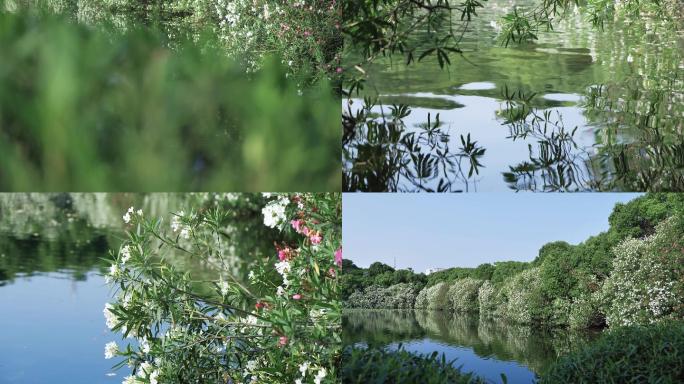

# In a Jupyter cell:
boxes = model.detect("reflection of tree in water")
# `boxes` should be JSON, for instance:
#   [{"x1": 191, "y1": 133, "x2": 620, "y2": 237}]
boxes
[
  {"x1": 343, "y1": 309, "x2": 598, "y2": 375},
  {"x1": 344, "y1": 80, "x2": 684, "y2": 191},
  {"x1": 343, "y1": 99, "x2": 485, "y2": 192},
  {"x1": 342, "y1": 309, "x2": 426, "y2": 346}
]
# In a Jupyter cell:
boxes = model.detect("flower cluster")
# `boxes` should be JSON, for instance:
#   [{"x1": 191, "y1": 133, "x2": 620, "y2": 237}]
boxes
[
  {"x1": 602, "y1": 217, "x2": 684, "y2": 327},
  {"x1": 102, "y1": 193, "x2": 340, "y2": 383}
]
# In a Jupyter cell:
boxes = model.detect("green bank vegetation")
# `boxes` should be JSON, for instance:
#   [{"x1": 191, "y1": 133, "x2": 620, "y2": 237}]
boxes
[{"x1": 343, "y1": 193, "x2": 684, "y2": 329}]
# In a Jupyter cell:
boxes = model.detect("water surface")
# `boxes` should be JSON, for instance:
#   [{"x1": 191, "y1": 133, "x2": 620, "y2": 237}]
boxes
[
  {"x1": 343, "y1": 0, "x2": 684, "y2": 191},
  {"x1": 343, "y1": 309, "x2": 598, "y2": 383}
]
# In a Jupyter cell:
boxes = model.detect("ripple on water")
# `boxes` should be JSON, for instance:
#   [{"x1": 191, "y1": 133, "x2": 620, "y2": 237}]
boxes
[
  {"x1": 458, "y1": 82, "x2": 497, "y2": 91},
  {"x1": 542, "y1": 93, "x2": 582, "y2": 103}
]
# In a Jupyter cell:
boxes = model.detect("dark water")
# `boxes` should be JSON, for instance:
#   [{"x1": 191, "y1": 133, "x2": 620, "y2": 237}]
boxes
[
  {"x1": 343, "y1": 309, "x2": 599, "y2": 383},
  {"x1": 343, "y1": 0, "x2": 684, "y2": 192}
]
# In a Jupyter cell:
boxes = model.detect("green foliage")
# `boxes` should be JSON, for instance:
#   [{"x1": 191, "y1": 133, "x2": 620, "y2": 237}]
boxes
[
  {"x1": 602, "y1": 217, "x2": 684, "y2": 327},
  {"x1": 540, "y1": 321, "x2": 684, "y2": 383},
  {"x1": 7, "y1": 0, "x2": 341, "y2": 81},
  {"x1": 341, "y1": 346, "x2": 483, "y2": 384},
  {"x1": 345, "y1": 283, "x2": 420, "y2": 309},
  {"x1": 340, "y1": 260, "x2": 427, "y2": 301},
  {"x1": 447, "y1": 278, "x2": 483, "y2": 313},
  {"x1": 342, "y1": 193, "x2": 684, "y2": 329},
  {"x1": 0, "y1": 8, "x2": 339, "y2": 191},
  {"x1": 422, "y1": 281, "x2": 450, "y2": 310},
  {"x1": 103, "y1": 193, "x2": 341, "y2": 383}
]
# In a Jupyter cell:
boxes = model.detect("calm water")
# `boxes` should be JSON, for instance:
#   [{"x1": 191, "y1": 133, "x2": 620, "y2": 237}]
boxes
[
  {"x1": 343, "y1": 309, "x2": 598, "y2": 383},
  {"x1": 0, "y1": 194, "x2": 219, "y2": 383},
  {"x1": 344, "y1": 0, "x2": 684, "y2": 191}
]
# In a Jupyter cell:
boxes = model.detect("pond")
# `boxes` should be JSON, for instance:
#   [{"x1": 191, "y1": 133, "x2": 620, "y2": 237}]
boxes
[
  {"x1": 343, "y1": 309, "x2": 599, "y2": 383},
  {"x1": 343, "y1": 0, "x2": 684, "y2": 192},
  {"x1": 0, "y1": 193, "x2": 268, "y2": 383}
]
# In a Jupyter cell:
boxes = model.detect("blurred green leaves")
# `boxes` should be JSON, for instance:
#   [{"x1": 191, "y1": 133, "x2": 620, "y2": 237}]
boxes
[{"x1": 0, "y1": 9, "x2": 340, "y2": 191}]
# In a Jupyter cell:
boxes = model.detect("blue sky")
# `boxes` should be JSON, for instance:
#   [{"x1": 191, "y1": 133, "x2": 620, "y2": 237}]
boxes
[{"x1": 343, "y1": 193, "x2": 642, "y2": 273}]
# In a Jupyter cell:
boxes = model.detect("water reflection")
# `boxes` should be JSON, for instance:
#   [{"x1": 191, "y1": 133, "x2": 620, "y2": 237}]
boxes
[
  {"x1": 343, "y1": 309, "x2": 598, "y2": 382},
  {"x1": 343, "y1": 0, "x2": 684, "y2": 191},
  {"x1": 0, "y1": 193, "x2": 278, "y2": 383}
]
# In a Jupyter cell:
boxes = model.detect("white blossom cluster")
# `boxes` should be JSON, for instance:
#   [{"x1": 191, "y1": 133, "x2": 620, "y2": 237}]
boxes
[
  {"x1": 602, "y1": 218, "x2": 681, "y2": 327},
  {"x1": 261, "y1": 195, "x2": 290, "y2": 228}
]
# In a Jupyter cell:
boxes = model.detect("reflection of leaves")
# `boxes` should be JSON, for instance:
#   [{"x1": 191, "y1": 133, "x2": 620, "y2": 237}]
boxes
[{"x1": 343, "y1": 99, "x2": 485, "y2": 192}]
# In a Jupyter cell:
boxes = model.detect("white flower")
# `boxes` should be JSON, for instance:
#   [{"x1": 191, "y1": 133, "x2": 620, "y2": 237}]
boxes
[
  {"x1": 123, "y1": 207, "x2": 134, "y2": 224},
  {"x1": 171, "y1": 211, "x2": 191, "y2": 239},
  {"x1": 248, "y1": 270, "x2": 255, "y2": 280},
  {"x1": 109, "y1": 263, "x2": 120, "y2": 277},
  {"x1": 246, "y1": 360, "x2": 258, "y2": 371},
  {"x1": 298, "y1": 362, "x2": 310, "y2": 377},
  {"x1": 136, "y1": 209, "x2": 143, "y2": 217},
  {"x1": 149, "y1": 370, "x2": 159, "y2": 384},
  {"x1": 295, "y1": 380, "x2": 302, "y2": 384},
  {"x1": 219, "y1": 280, "x2": 230, "y2": 296},
  {"x1": 138, "y1": 362, "x2": 153, "y2": 377},
  {"x1": 276, "y1": 286, "x2": 285, "y2": 296},
  {"x1": 314, "y1": 368, "x2": 327, "y2": 384},
  {"x1": 274, "y1": 260, "x2": 290, "y2": 276},
  {"x1": 139, "y1": 337, "x2": 151, "y2": 353},
  {"x1": 104, "y1": 303, "x2": 118, "y2": 330},
  {"x1": 104, "y1": 341, "x2": 118, "y2": 359},
  {"x1": 262, "y1": 197, "x2": 289, "y2": 228},
  {"x1": 121, "y1": 245, "x2": 131, "y2": 263},
  {"x1": 122, "y1": 375, "x2": 136, "y2": 384}
]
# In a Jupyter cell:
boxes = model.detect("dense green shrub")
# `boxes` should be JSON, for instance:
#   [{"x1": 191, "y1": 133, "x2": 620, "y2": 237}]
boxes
[
  {"x1": 602, "y1": 217, "x2": 684, "y2": 327},
  {"x1": 422, "y1": 282, "x2": 450, "y2": 310},
  {"x1": 345, "y1": 283, "x2": 419, "y2": 309},
  {"x1": 341, "y1": 347, "x2": 483, "y2": 384},
  {"x1": 540, "y1": 322, "x2": 684, "y2": 384},
  {"x1": 477, "y1": 281, "x2": 498, "y2": 316},
  {"x1": 342, "y1": 194, "x2": 684, "y2": 330},
  {"x1": 0, "y1": 8, "x2": 339, "y2": 191},
  {"x1": 499, "y1": 268, "x2": 546, "y2": 324},
  {"x1": 447, "y1": 278, "x2": 483, "y2": 313},
  {"x1": 414, "y1": 285, "x2": 429, "y2": 309},
  {"x1": 7, "y1": 0, "x2": 341, "y2": 81}
]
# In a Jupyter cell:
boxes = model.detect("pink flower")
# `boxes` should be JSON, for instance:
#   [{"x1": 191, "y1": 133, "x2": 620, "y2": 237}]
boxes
[
  {"x1": 291, "y1": 219, "x2": 305, "y2": 234},
  {"x1": 335, "y1": 247, "x2": 342, "y2": 267},
  {"x1": 292, "y1": 294, "x2": 302, "y2": 300},
  {"x1": 278, "y1": 248, "x2": 289, "y2": 261},
  {"x1": 278, "y1": 336, "x2": 288, "y2": 346},
  {"x1": 328, "y1": 267, "x2": 336, "y2": 278},
  {"x1": 309, "y1": 231, "x2": 322, "y2": 245},
  {"x1": 336, "y1": 67, "x2": 343, "y2": 73}
]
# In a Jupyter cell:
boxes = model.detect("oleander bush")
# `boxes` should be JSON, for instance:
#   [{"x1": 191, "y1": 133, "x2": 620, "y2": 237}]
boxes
[
  {"x1": 540, "y1": 321, "x2": 684, "y2": 383},
  {"x1": 345, "y1": 283, "x2": 419, "y2": 309},
  {"x1": 601, "y1": 217, "x2": 684, "y2": 327},
  {"x1": 422, "y1": 282, "x2": 450, "y2": 310},
  {"x1": 343, "y1": 194, "x2": 684, "y2": 330},
  {"x1": 499, "y1": 268, "x2": 546, "y2": 325},
  {"x1": 102, "y1": 193, "x2": 341, "y2": 383},
  {"x1": 414, "y1": 285, "x2": 430, "y2": 309},
  {"x1": 6, "y1": 0, "x2": 341, "y2": 82},
  {"x1": 341, "y1": 346, "x2": 483, "y2": 384},
  {"x1": 477, "y1": 281, "x2": 498, "y2": 316},
  {"x1": 447, "y1": 278, "x2": 483, "y2": 313}
]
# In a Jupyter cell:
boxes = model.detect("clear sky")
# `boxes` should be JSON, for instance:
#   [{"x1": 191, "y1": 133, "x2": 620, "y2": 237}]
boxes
[{"x1": 343, "y1": 193, "x2": 642, "y2": 273}]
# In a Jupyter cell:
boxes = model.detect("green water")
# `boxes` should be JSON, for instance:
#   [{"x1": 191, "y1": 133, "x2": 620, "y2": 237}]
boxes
[
  {"x1": 343, "y1": 309, "x2": 599, "y2": 383},
  {"x1": 344, "y1": 1, "x2": 684, "y2": 192}
]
